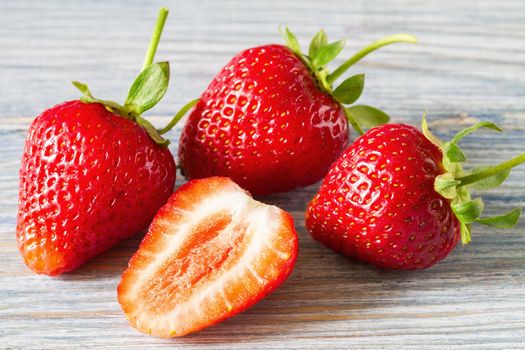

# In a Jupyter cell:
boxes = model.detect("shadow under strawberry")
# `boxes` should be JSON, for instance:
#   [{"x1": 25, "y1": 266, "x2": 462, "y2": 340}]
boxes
[
  {"x1": 55, "y1": 231, "x2": 145, "y2": 281},
  {"x1": 172, "y1": 228, "x2": 524, "y2": 343}
]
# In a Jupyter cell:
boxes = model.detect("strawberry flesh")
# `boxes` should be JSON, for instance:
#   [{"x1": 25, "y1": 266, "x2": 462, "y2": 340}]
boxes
[{"x1": 118, "y1": 177, "x2": 298, "y2": 337}]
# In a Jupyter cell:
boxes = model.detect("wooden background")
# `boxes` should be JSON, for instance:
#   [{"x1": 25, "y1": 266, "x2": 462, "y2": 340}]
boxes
[{"x1": 1, "y1": 0, "x2": 524, "y2": 349}]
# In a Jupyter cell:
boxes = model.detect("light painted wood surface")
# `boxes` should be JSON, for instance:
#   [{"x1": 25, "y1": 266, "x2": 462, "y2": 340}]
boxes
[{"x1": 1, "y1": 0, "x2": 525, "y2": 349}]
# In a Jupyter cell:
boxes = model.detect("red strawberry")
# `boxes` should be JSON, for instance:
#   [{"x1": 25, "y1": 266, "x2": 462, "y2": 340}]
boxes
[
  {"x1": 117, "y1": 177, "x2": 298, "y2": 338},
  {"x1": 178, "y1": 29, "x2": 417, "y2": 195},
  {"x1": 16, "y1": 8, "x2": 196, "y2": 275},
  {"x1": 306, "y1": 118, "x2": 524, "y2": 269},
  {"x1": 17, "y1": 100, "x2": 176, "y2": 275}
]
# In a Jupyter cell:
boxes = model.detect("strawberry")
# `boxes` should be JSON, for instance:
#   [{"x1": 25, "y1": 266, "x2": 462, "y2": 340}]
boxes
[
  {"x1": 178, "y1": 29, "x2": 417, "y2": 195},
  {"x1": 306, "y1": 117, "x2": 525, "y2": 269},
  {"x1": 16, "y1": 8, "x2": 196, "y2": 275},
  {"x1": 117, "y1": 177, "x2": 298, "y2": 338},
  {"x1": 17, "y1": 100, "x2": 176, "y2": 275}
]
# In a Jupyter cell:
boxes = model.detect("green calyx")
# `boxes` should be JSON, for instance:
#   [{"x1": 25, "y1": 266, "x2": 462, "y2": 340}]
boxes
[
  {"x1": 280, "y1": 27, "x2": 417, "y2": 135},
  {"x1": 73, "y1": 62, "x2": 171, "y2": 146},
  {"x1": 422, "y1": 114, "x2": 524, "y2": 244},
  {"x1": 72, "y1": 8, "x2": 198, "y2": 147}
]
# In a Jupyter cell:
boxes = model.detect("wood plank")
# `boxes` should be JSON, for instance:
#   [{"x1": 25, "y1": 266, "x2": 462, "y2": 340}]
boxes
[{"x1": 1, "y1": 0, "x2": 524, "y2": 349}]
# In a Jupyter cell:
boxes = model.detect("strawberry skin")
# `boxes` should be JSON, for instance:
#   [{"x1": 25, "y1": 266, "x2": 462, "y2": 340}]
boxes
[
  {"x1": 178, "y1": 45, "x2": 349, "y2": 195},
  {"x1": 118, "y1": 177, "x2": 298, "y2": 337},
  {"x1": 306, "y1": 124, "x2": 460, "y2": 269},
  {"x1": 17, "y1": 100, "x2": 176, "y2": 276}
]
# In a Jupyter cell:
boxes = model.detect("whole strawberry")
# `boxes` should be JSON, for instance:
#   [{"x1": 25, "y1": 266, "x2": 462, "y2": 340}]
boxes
[
  {"x1": 16, "y1": 8, "x2": 195, "y2": 275},
  {"x1": 178, "y1": 29, "x2": 417, "y2": 195},
  {"x1": 306, "y1": 118, "x2": 524, "y2": 269},
  {"x1": 17, "y1": 100, "x2": 175, "y2": 275}
]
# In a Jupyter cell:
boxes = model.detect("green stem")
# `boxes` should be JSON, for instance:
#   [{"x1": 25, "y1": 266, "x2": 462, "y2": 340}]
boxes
[
  {"x1": 142, "y1": 7, "x2": 169, "y2": 70},
  {"x1": 158, "y1": 98, "x2": 200, "y2": 134},
  {"x1": 450, "y1": 121, "x2": 502, "y2": 144},
  {"x1": 327, "y1": 34, "x2": 417, "y2": 85},
  {"x1": 343, "y1": 107, "x2": 364, "y2": 136},
  {"x1": 457, "y1": 153, "x2": 525, "y2": 187}
]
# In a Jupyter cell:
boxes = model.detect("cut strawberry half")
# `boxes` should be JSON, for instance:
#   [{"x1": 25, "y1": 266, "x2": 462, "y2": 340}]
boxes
[{"x1": 117, "y1": 177, "x2": 298, "y2": 338}]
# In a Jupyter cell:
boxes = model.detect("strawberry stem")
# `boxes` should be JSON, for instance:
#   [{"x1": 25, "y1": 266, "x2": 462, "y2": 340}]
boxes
[
  {"x1": 142, "y1": 7, "x2": 169, "y2": 70},
  {"x1": 457, "y1": 153, "x2": 525, "y2": 188},
  {"x1": 158, "y1": 98, "x2": 200, "y2": 134},
  {"x1": 327, "y1": 34, "x2": 417, "y2": 85}
]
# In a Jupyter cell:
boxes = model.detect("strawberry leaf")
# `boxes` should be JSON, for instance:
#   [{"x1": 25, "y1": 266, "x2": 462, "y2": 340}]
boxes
[
  {"x1": 345, "y1": 105, "x2": 389, "y2": 129},
  {"x1": 343, "y1": 108, "x2": 364, "y2": 135},
  {"x1": 71, "y1": 9, "x2": 174, "y2": 149},
  {"x1": 434, "y1": 173, "x2": 460, "y2": 199},
  {"x1": 309, "y1": 30, "x2": 328, "y2": 59},
  {"x1": 315, "y1": 68, "x2": 332, "y2": 92},
  {"x1": 452, "y1": 198, "x2": 484, "y2": 224},
  {"x1": 327, "y1": 34, "x2": 417, "y2": 85},
  {"x1": 280, "y1": 26, "x2": 301, "y2": 55},
  {"x1": 136, "y1": 116, "x2": 170, "y2": 146},
  {"x1": 425, "y1": 116, "x2": 525, "y2": 245},
  {"x1": 466, "y1": 166, "x2": 511, "y2": 191},
  {"x1": 72, "y1": 81, "x2": 94, "y2": 100},
  {"x1": 451, "y1": 121, "x2": 502, "y2": 144},
  {"x1": 332, "y1": 74, "x2": 365, "y2": 104},
  {"x1": 460, "y1": 222, "x2": 472, "y2": 244},
  {"x1": 421, "y1": 113, "x2": 444, "y2": 148},
  {"x1": 311, "y1": 40, "x2": 345, "y2": 69},
  {"x1": 72, "y1": 81, "x2": 129, "y2": 117},
  {"x1": 477, "y1": 208, "x2": 521, "y2": 228},
  {"x1": 444, "y1": 142, "x2": 467, "y2": 162},
  {"x1": 125, "y1": 61, "x2": 170, "y2": 115}
]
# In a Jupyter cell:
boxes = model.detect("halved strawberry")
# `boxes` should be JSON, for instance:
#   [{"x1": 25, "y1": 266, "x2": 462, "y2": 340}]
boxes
[{"x1": 117, "y1": 177, "x2": 298, "y2": 337}]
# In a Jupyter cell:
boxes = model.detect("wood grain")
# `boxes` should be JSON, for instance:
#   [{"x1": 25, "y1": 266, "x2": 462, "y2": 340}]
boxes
[{"x1": 1, "y1": 0, "x2": 524, "y2": 349}]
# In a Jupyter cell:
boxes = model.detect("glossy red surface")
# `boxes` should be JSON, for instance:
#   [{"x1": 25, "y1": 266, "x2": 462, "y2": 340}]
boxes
[
  {"x1": 17, "y1": 100, "x2": 176, "y2": 275},
  {"x1": 179, "y1": 45, "x2": 348, "y2": 195},
  {"x1": 306, "y1": 124, "x2": 460, "y2": 269}
]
